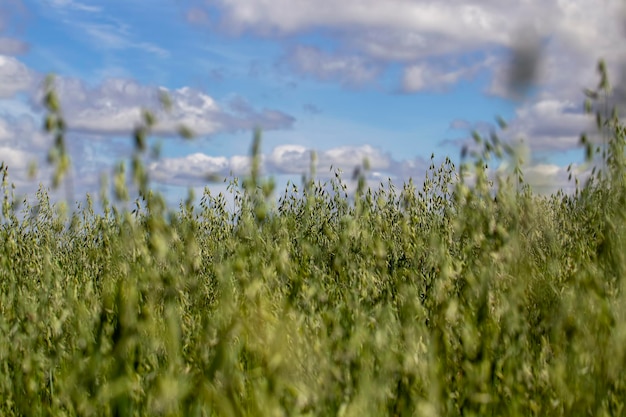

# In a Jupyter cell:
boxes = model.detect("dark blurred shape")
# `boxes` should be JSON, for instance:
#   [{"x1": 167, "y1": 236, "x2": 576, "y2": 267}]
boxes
[{"x1": 507, "y1": 25, "x2": 543, "y2": 100}]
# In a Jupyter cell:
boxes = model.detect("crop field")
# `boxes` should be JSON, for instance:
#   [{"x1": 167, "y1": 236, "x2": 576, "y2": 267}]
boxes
[{"x1": 1, "y1": 66, "x2": 626, "y2": 416}]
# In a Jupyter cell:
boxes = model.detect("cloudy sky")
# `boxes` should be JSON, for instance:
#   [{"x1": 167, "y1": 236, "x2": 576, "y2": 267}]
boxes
[{"x1": 1, "y1": 0, "x2": 625, "y2": 208}]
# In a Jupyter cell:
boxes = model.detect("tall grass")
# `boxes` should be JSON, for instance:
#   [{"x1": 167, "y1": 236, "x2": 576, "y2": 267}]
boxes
[{"x1": 1, "y1": 62, "x2": 626, "y2": 416}]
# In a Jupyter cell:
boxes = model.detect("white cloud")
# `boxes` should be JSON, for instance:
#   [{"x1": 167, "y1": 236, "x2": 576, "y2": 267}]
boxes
[
  {"x1": 40, "y1": 0, "x2": 626, "y2": 103},
  {"x1": 264, "y1": 143, "x2": 430, "y2": 183},
  {"x1": 267, "y1": 144, "x2": 310, "y2": 174},
  {"x1": 503, "y1": 99, "x2": 595, "y2": 152},
  {"x1": 0, "y1": 143, "x2": 53, "y2": 194},
  {"x1": 149, "y1": 153, "x2": 257, "y2": 186},
  {"x1": 31, "y1": 76, "x2": 294, "y2": 137},
  {"x1": 443, "y1": 97, "x2": 602, "y2": 155},
  {"x1": 0, "y1": 56, "x2": 294, "y2": 201},
  {"x1": 0, "y1": 55, "x2": 37, "y2": 98},
  {"x1": 0, "y1": 78, "x2": 48, "y2": 189},
  {"x1": 520, "y1": 162, "x2": 590, "y2": 194},
  {"x1": 392, "y1": 157, "x2": 430, "y2": 181},
  {"x1": 0, "y1": 113, "x2": 50, "y2": 151},
  {"x1": 3, "y1": 0, "x2": 622, "y2": 202},
  {"x1": 207, "y1": 0, "x2": 620, "y2": 64},
  {"x1": 319, "y1": 144, "x2": 391, "y2": 172},
  {"x1": 150, "y1": 153, "x2": 229, "y2": 184},
  {"x1": 119, "y1": 141, "x2": 590, "y2": 199},
  {"x1": 229, "y1": 155, "x2": 255, "y2": 176},
  {"x1": 0, "y1": 108, "x2": 109, "y2": 198},
  {"x1": 0, "y1": 146, "x2": 30, "y2": 170},
  {"x1": 268, "y1": 143, "x2": 394, "y2": 176},
  {"x1": 402, "y1": 62, "x2": 479, "y2": 93},
  {"x1": 199, "y1": 0, "x2": 626, "y2": 155},
  {"x1": 150, "y1": 144, "x2": 395, "y2": 188},
  {"x1": 213, "y1": 0, "x2": 514, "y2": 44},
  {"x1": 145, "y1": 141, "x2": 443, "y2": 201},
  {"x1": 0, "y1": 119, "x2": 12, "y2": 142}
]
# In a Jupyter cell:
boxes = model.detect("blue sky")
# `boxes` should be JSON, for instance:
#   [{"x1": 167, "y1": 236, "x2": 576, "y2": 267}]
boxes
[{"x1": 1, "y1": 0, "x2": 624, "y2": 208}]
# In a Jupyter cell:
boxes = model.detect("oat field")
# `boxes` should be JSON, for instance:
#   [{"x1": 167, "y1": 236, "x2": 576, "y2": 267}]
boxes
[{"x1": 1, "y1": 65, "x2": 626, "y2": 416}]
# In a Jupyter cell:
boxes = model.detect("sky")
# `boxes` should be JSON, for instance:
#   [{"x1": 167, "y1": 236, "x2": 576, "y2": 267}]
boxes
[{"x1": 1, "y1": 0, "x2": 626, "y2": 210}]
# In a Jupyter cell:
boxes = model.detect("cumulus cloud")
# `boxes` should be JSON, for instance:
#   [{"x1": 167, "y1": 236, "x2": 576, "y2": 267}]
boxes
[
  {"x1": 129, "y1": 140, "x2": 589, "y2": 199},
  {"x1": 150, "y1": 153, "x2": 229, "y2": 185},
  {"x1": 149, "y1": 153, "x2": 256, "y2": 186},
  {"x1": 151, "y1": 144, "x2": 419, "y2": 188},
  {"x1": 0, "y1": 146, "x2": 31, "y2": 171},
  {"x1": 0, "y1": 141, "x2": 53, "y2": 193},
  {"x1": 211, "y1": 0, "x2": 517, "y2": 45},
  {"x1": 205, "y1": 0, "x2": 617, "y2": 67},
  {"x1": 402, "y1": 59, "x2": 486, "y2": 92},
  {"x1": 516, "y1": 162, "x2": 591, "y2": 195},
  {"x1": 444, "y1": 98, "x2": 597, "y2": 154},
  {"x1": 523, "y1": 163, "x2": 569, "y2": 191},
  {"x1": 0, "y1": 108, "x2": 112, "y2": 198},
  {"x1": 196, "y1": 0, "x2": 626, "y2": 147},
  {"x1": 266, "y1": 144, "x2": 311, "y2": 174},
  {"x1": 319, "y1": 144, "x2": 392, "y2": 172},
  {"x1": 267, "y1": 143, "x2": 393, "y2": 176},
  {"x1": 3, "y1": 0, "x2": 622, "y2": 202},
  {"x1": 0, "y1": 113, "x2": 50, "y2": 151},
  {"x1": 392, "y1": 157, "x2": 430, "y2": 181},
  {"x1": 0, "y1": 54, "x2": 295, "y2": 200},
  {"x1": 502, "y1": 99, "x2": 595, "y2": 152},
  {"x1": 202, "y1": 0, "x2": 586, "y2": 81},
  {"x1": 29, "y1": 76, "x2": 294, "y2": 137},
  {"x1": 229, "y1": 155, "x2": 256, "y2": 176},
  {"x1": 0, "y1": 55, "x2": 37, "y2": 98}
]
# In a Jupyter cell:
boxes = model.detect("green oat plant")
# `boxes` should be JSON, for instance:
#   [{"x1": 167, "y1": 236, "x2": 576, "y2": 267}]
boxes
[{"x1": 1, "y1": 60, "x2": 626, "y2": 416}]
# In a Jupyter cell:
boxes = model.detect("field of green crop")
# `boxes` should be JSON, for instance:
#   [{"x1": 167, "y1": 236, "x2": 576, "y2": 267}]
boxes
[{"x1": 1, "y1": 64, "x2": 626, "y2": 416}]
